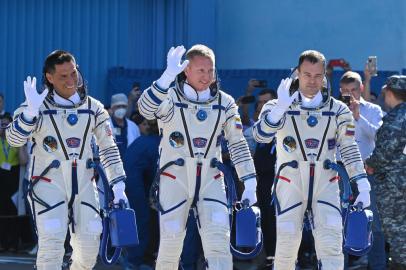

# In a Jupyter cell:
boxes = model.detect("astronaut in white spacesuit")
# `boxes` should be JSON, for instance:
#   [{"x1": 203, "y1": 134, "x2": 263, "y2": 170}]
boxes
[
  {"x1": 252, "y1": 50, "x2": 371, "y2": 270},
  {"x1": 6, "y1": 50, "x2": 127, "y2": 270},
  {"x1": 138, "y1": 45, "x2": 257, "y2": 270}
]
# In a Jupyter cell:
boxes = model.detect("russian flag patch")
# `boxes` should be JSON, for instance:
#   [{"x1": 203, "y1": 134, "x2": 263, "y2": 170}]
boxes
[
  {"x1": 235, "y1": 116, "x2": 243, "y2": 129},
  {"x1": 345, "y1": 124, "x2": 355, "y2": 136}
]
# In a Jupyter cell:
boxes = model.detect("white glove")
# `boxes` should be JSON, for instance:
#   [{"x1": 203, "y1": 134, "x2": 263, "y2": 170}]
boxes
[
  {"x1": 354, "y1": 178, "x2": 371, "y2": 208},
  {"x1": 112, "y1": 181, "x2": 128, "y2": 205},
  {"x1": 23, "y1": 76, "x2": 48, "y2": 119},
  {"x1": 156, "y1": 46, "x2": 190, "y2": 89},
  {"x1": 266, "y1": 78, "x2": 298, "y2": 124},
  {"x1": 241, "y1": 178, "x2": 257, "y2": 206}
]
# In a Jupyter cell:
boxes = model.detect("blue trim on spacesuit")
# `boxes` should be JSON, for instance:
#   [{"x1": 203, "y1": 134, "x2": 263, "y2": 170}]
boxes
[
  {"x1": 42, "y1": 109, "x2": 95, "y2": 115},
  {"x1": 14, "y1": 120, "x2": 32, "y2": 136},
  {"x1": 152, "y1": 81, "x2": 169, "y2": 94},
  {"x1": 175, "y1": 102, "x2": 188, "y2": 108},
  {"x1": 203, "y1": 198, "x2": 228, "y2": 208},
  {"x1": 68, "y1": 161, "x2": 79, "y2": 233},
  {"x1": 161, "y1": 199, "x2": 187, "y2": 215},
  {"x1": 349, "y1": 173, "x2": 369, "y2": 182},
  {"x1": 147, "y1": 89, "x2": 163, "y2": 105},
  {"x1": 19, "y1": 113, "x2": 37, "y2": 125},
  {"x1": 317, "y1": 200, "x2": 341, "y2": 215},
  {"x1": 212, "y1": 104, "x2": 226, "y2": 111},
  {"x1": 255, "y1": 124, "x2": 275, "y2": 138},
  {"x1": 240, "y1": 173, "x2": 257, "y2": 182},
  {"x1": 81, "y1": 201, "x2": 100, "y2": 216},
  {"x1": 275, "y1": 199, "x2": 302, "y2": 216},
  {"x1": 264, "y1": 115, "x2": 282, "y2": 128},
  {"x1": 37, "y1": 201, "x2": 65, "y2": 215},
  {"x1": 286, "y1": 110, "x2": 335, "y2": 117},
  {"x1": 286, "y1": 111, "x2": 300, "y2": 115}
]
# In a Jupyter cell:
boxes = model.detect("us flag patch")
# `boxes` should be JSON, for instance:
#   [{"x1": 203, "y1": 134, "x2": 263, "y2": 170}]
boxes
[{"x1": 345, "y1": 124, "x2": 355, "y2": 136}]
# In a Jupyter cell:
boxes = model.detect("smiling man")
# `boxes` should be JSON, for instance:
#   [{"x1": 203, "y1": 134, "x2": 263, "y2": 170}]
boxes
[
  {"x1": 253, "y1": 50, "x2": 371, "y2": 270},
  {"x1": 138, "y1": 45, "x2": 257, "y2": 270},
  {"x1": 6, "y1": 50, "x2": 127, "y2": 270}
]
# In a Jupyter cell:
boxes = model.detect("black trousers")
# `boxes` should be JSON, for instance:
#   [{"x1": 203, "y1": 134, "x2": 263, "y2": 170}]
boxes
[
  {"x1": 0, "y1": 165, "x2": 20, "y2": 250},
  {"x1": 257, "y1": 172, "x2": 276, "y2": 257}
]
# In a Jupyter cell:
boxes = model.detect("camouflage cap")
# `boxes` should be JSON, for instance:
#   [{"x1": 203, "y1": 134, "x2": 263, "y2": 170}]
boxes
[{"x1": 383, "y1": 75, "x2": 406, "y2": 91}]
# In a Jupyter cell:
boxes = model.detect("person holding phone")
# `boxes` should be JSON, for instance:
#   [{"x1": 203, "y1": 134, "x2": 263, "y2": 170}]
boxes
[
  {"x1": 253, "y1": 50, "x2": 371, "y2": 270},
  {"x1": 239, "y1": 79, "x2": 268, "y2": 127},
  {"x1": 339, "y1": 71, "x2": 386, "y2": 269}
]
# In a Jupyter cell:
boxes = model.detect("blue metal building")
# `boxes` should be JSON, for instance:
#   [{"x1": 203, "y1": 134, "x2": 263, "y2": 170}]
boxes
[{"x1": 0, "y1": 0, "x2": 404, "y2": 111}]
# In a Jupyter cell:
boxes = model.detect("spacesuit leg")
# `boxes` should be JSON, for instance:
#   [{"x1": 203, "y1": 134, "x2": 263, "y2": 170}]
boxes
[
  {"x1": 198, "y1": 170, "x2": 232, "y2": 270},
  {"x1": 273, "y1": 165, "x2": 305, "y2": 270},
  {"x1": 29, "y1": 170, "x2": 68, "y2": 270},
  {"x1": 70, "y1": 162, "x2": 102, "y2": 270},
  {"x1": 155, "y1": 168, "x2": 190, "y2": 270},
  {"x1": 312, "y1": 163, "x2": 343, "y2": 270}
]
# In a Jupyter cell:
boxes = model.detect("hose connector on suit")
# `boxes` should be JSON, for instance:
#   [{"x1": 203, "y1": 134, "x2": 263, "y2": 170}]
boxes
[
  {"x1": 323, "y1": 159, "x2": 351, "y2": 209},
  {"x1": 210, "y1": 158, "x2": 219, "y2": 168},
  {"x1": 210, "y1": 158, "x2": 264, "y2": 260},
  {"x1": 149, "y1": 158, "x2": 185, "y2": 212}
]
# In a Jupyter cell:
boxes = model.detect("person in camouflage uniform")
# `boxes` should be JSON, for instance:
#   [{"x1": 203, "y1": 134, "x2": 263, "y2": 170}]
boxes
[{"x1": 365, "y1": 75, "x2": 406, "y2": 269}]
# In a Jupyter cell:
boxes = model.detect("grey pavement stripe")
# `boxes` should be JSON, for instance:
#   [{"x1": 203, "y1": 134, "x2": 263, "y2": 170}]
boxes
[{"x1": 0, "y1": 256, "x2": 35, "y2": 264}]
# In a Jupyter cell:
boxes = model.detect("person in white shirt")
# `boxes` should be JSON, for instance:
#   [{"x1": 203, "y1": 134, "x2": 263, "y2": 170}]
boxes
[{"x1": 339, "y1": 71, "x2": 386, "y2": 269}]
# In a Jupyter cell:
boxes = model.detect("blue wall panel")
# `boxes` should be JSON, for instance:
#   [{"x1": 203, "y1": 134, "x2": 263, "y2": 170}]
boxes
[
  {"x1": 1, "y1": 0, "x2": 405, "y2": 113},
  {"x1": 0, "y1": 0, "x2": 131, "y2": 112},
  {"x1": 0, "y1": 0, "x2": 218, "y2": 111}
]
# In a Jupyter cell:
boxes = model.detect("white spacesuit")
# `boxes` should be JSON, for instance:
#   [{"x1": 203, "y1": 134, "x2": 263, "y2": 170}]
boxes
[
  {"x1": 138, "y1": 45, "x2": 257, "y2": 270},
  {"x1": 253, "y1": 76, "x2": 371, "y2": 270},
  {"x1": 6, "y1": 69, "x2": 126, "y2": 268}
]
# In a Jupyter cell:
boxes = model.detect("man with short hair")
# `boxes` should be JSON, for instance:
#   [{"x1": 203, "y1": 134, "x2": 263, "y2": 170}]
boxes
[
  {"x1": 138, "y1": 45, "x2": 257, "y2": 270},
  {"x1": 6, "y1": 50, "x2": 128, "y2": 270},
  {"x1": 127, "y1": 82, "x2": 142, "y2": 118},
  {"x1": 339, "y1": 71, "x2": 386, "y2": 269},
  {"x1": 253, "y1": 89, "x2": 277, "y2": 122},
  {"x1": 253, "y1": 50, "x2": 371, "y2": 270},
  {"x1": 366, "y1": 75, "x2": 406, "y2": 268}
]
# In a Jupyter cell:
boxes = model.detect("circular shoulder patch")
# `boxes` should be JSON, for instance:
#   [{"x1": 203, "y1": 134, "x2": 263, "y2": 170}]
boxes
[
  {"x1": 283, "y1": 136, "x2": 297, "y2": 153},
  {"x1": 169, "y1": 131, "x2": 185, "y2": 148},
  {"x1": 43, "y1": 136, "x2": 58, "y2": 153}
]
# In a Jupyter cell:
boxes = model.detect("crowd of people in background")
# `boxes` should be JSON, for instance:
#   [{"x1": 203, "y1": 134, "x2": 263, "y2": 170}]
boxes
[{"x1": 0, "y1": 53, "x2": 405, "y2": 270}]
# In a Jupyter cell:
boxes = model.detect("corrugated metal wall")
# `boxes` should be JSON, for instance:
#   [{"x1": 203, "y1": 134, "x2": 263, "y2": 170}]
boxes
[
  {"x1": 0, "y1": 0, "x2": 132, "y2": 112},
  {"x1": 0, "y1": 0, "x2": 221, "y2": 112}
]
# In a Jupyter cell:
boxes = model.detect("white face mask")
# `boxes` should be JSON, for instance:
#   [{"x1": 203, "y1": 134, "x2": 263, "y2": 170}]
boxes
[{"x1": 114, "y1": 108, "x2": 127, "y2": 119}]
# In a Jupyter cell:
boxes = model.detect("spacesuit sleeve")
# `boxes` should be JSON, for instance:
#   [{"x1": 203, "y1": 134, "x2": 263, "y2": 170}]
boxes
[
  {"x1": 223, "y1": 98, "x2": 256, "y2": 181},
  {"x1": 336, "y1": 104, "x2": 367, "y2": 181},
  {"x1": 6, "y1": 103, "x2": 37, "y2": 147},
  {"x1": 93, "y1": 102, "x2": 126, "y2": 184},
  {"x1": 138, "y1": 82, "x2": 174, "y2": 121},
  {"x1": 252, "y1": 100, "x2": 280, "y2": 143}
]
